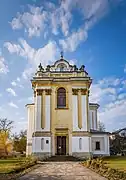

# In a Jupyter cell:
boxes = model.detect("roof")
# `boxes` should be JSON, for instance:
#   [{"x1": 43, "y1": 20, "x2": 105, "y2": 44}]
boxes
[
  {"x1": 89, "y1": 103, "x2": 100, "y2": 109},
  {"x1": 90, "y1": 129, "x2": 110, "y2": 134},
  {"x1": 25, "y1": 103, "x2": 34, "y2": 107},
  {"x1": 111, "y1": 127, "x2": 126, "y2": 134}
]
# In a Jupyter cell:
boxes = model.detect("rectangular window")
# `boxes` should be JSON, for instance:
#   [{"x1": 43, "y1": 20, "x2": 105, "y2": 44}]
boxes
[
  {"x1": 41, "y1": 138, "x2": 44, "y2": 150},
  {"x1": 95, "y1": 141, "x2": 100, "y2": 150},
  {"x1": 79, "y1": 138, "x2": 82, "y2": 150}
]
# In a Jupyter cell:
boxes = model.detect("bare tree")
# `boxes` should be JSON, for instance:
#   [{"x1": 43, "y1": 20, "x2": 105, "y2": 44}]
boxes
[
  {"x1": 98, "y1": 121, "x2": 106, "y2": 132},
  {"x1": 0, "y1": 118, "x2": 13, "y2": 132}
]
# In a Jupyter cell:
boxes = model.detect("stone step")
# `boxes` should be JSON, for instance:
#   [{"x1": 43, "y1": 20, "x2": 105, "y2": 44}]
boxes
[{"x1": 43, "y1": 155, "x2": 81, "y2": 162}]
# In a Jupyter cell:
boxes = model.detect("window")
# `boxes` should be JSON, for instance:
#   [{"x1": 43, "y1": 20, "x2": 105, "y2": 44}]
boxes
[
  {"x1": 41, "y1": 138, "x2": 44, "y2": 150},
  {"x1": 95, "y1": 141, "x2": 100, "y2": 150},
  {"x1": 46, "y1": 140, "x2": 49, "y2": 144},
  {"x1": 57, "y1": 87, "x2": 66, "y2": 108},
  {"x1": 79, "y1": 138, "x2": 82, "y2": 150}
]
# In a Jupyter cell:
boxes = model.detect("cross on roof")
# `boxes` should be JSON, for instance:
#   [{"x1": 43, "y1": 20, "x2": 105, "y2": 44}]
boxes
[{"x1": 60, "y1": 51, "x2": 64, "y2": 59}]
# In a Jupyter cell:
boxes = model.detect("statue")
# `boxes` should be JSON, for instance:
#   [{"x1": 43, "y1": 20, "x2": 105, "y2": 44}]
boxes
[
  {"x1": 73, "y1": 65, "x2": 78, "y2": 71},
  {"x1": 80, "y1": 65, "x2": 85, "y2": 72},
  {"x1": 46, "y1": 65, "x2": 51, "y2": 72},
  {"x1": 38, "y1": 63, "x2": 44, "y2": 71}
]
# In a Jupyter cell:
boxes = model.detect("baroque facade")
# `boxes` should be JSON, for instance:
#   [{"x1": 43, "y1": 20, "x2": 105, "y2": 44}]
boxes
[{"x1": 26, "y1": 55, "x2": 110, "y2": 159}]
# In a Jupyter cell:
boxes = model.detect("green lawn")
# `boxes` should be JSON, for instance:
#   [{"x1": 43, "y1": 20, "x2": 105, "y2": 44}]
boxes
[
  {"x1": 103, "y1": 156, "x2": 126, "y2": 172},
  {"x1": 0, "y1": 157, "x2": 35, "y2": 174}
]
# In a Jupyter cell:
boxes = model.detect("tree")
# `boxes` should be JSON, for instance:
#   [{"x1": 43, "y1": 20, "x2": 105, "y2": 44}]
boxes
[
  {"x1": 98, "y1": 121, "x2": 106, "y2": 132},
  {"x1": 0, "y1": 131, "x2": 13, "y2": 156},
  {"x1": 0, "y1": 118, "x2": 13, "y2": 157},
  {"x1": 13, "y1": 130, "x2": 27, "y2": 154},
  {"x1": 0, "y1": 118, "x2": 13, "y2": 132}
]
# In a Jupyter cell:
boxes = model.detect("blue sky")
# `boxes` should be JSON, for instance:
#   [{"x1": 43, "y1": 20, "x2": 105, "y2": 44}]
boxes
[{"x1": 0, "y1": 0, "x2": 126, "y2": 133}]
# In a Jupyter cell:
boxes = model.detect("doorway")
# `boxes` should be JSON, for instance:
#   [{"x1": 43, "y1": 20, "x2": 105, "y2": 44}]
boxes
[{"x1": 56, "y1": 136, "x2": 66, "y2": 155}]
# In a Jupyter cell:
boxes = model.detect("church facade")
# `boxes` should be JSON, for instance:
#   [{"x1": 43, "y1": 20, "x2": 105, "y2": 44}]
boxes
[{"x1": 26, "y1": 55, "x2": 110, "y2": 159}]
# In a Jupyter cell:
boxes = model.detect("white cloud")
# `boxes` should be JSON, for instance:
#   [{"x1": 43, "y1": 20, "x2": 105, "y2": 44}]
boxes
[
  {"x1": 5, "y1": 39, "x2": 59, "y2": 79},
  {"x1": 0, "y1": 56, "x2": 9, "y2": 74},
  {"x1": 10, "y1": 6, "x2": 48, "y2": 37},
  {"x1": 17, "y1": 77, "x2": 20, "y2": 82},
  {"x1": 0, "y1": 93, "x2": 2, "y2": 97},
  {"x1": 22, "y1": 67, "x2": 34, "y2": 80},
  {"x1": 8, "y1": 102, "x2": 18, "y2": 108},
  {"x1": 6, "y1": 88, "x2": 17, "y2": 96},
  {"x1": 11, "y1": 81, "x2": 17, "y2": 86},
  {"x1": 124, "y1": 64, "x2": 126, "y2": 73},
  {"x1": 90, "y1": 76, "x2": 126, "y2": 131},
  {"x1": 28, "y1": 96, "x2": 33, "y2": 101},
  {"x1": 20, "y1": 117, "x2": 25, "y2": 120},
  {"x1": 11, "y1": 77, "x2": 24, "y2": 88},
  {"x1": 59, "y1": 0, "x2": 123, "y2": 52},
  {"x1": 99, "y1": 99, "x2": 126, "y2": 124},
  {"x1": 50, "y1": 4, "x2": 72, "y2": 36},
  {"x1": 59, "y1": 28, "x2": 88, "y2": 52},
  {"x1": 10, "y1": 3, "x2": 72, "y2": 37}
]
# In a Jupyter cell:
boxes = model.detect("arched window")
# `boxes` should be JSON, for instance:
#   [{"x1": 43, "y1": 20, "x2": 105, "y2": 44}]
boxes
[{"x1": 57, "y1": 87, "x2": 66, "y2": 108}]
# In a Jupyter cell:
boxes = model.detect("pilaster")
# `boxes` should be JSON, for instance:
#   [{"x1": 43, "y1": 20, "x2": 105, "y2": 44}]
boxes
[
  {"x1": 78, "y1": 90, "x2": 82, "y2": 129},
  {"x1": 41, "y1": 90, "x2": 45, "y2": 129}
]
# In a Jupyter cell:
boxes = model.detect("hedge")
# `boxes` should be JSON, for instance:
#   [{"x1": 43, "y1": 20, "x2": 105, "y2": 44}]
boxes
[{"x1": 82, "y1": 158, "x2": 126, "y2": 180}]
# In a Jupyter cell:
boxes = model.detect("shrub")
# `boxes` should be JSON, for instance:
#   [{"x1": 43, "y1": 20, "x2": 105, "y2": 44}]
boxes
[{"x1": 83, "y1": 158, "x2": 126, "y2": 180}]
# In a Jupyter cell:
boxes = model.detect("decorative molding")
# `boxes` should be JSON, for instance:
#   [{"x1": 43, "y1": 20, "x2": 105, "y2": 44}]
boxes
[
  {"x1": 72, "y1": 131, "x2": 91, "y2": 136},
  {"x1": 80, "y1": 88, "x2": 87, "y2": 95},
  {"x1": 72, "y1": 88, "x2": 88, "y2": 95},
  {"x1": 45, "y1": 89, "x2": 52, "y2": 95},
  {"x1": 36, "y1": 89, "x2": 43, "y2": 96},
  {"x1": 32, "y1": 131, "x2": 51, "y2": 137},
  {"x1": 72, "y1": 89, "x2": 79, "y2": 95}
]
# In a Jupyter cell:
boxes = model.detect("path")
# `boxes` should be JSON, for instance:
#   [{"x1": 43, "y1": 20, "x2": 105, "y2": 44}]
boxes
[{"x1": 19, "y1": 162, "x2": 107, "y2": 180}]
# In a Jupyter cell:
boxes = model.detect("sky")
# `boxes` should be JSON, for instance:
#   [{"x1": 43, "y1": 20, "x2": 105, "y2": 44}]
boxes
[{"x1": 0, "y1": 0, "x2": 126, "y2": 133}]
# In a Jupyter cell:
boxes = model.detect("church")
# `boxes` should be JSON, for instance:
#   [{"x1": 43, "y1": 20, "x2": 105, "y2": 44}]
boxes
[{"x1": 26, "y1": 54, "x2": 110, "y2": 159}]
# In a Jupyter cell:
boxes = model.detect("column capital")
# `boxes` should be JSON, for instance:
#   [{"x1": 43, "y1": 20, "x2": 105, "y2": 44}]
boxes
[
  {"x1": 36, "y1": 89, "x2": 43, "y2": 96},
  {"x1": 80, "y1": 88, "x2": 87, "y2": 95},
  {"x1": 45, "y1": 89, "x2": 52, "y2": 95},
  {"x1": 72, "y1": 89, "x2": 79, "y2": 95}
]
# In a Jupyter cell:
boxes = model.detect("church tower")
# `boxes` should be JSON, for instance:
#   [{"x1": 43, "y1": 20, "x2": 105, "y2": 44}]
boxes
[{"x1": 26, "y1": 54, "x2": 110, "y2": 159}]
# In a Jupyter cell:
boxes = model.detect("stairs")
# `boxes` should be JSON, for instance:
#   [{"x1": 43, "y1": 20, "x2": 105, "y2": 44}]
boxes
[{"x1": 43, "y1": 155, "x2": 81, "y2": 162}]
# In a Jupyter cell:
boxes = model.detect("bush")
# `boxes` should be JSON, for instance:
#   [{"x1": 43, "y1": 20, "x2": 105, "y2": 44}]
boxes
[{"x1": 83, "y1": 158, "x2": 126, "y2": 180}]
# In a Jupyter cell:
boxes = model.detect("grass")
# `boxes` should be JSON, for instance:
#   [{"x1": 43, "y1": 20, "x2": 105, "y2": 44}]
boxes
[
  {"x1": 103, "y1": 156, "x2": 126, "y2": 172},
  {"x1": 0, "y1": 157, "x2": 36, "y2": 174}
]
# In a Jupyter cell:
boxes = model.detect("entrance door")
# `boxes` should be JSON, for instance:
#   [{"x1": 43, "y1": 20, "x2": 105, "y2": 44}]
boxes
[{"x1": 57, "y1": 136, "x2": 66, "y2": 155}]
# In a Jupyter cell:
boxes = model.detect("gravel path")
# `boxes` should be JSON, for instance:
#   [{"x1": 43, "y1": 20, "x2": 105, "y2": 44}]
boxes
[{"x1": 19, "y1": 162, "x2": 107, "y2": 180}]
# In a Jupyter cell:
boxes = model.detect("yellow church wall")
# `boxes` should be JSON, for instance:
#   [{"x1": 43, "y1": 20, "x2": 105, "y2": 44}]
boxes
[{"x1": 51, "y1": 84, "x2": 73, "y2": 133}]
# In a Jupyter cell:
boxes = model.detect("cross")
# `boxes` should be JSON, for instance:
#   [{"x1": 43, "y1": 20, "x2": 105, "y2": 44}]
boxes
[{"x1": 60, "y1": 51, "x2": 64, "y2": 59}]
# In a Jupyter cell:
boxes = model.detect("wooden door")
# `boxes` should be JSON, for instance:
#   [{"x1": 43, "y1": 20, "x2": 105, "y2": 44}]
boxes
[{"x1": 57, "y1": 136, "x2": 66, "y2": 155}]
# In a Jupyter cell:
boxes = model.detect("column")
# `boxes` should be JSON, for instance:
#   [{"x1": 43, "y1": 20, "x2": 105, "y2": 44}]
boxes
[
  {"x1": 35, "y1": 89, "x2": 43, "y2": 131},
  {"x1": 81, "y1": 89, "x2": 89, "y2": 131},
  {"x1": 51, "y1": 133, "x2": 55, "y2": 155},
  {"x1": 78, "y1": 90, "x2": 82, "y2": 129},
  {"x1": 86, "y1": 90, "x2": 89, "y2": 131},
  {"x1": 69, "y1": 131, "x2": 72, "y2": 155},
  {"x1": 41, "y1": 90, "x2": 45, "y2": 129}
]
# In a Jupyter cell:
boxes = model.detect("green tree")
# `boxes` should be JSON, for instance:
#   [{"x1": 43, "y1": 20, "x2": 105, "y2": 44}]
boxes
[{"x1": 13, "y1": 130, "x2": 27, "y2": 154}]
